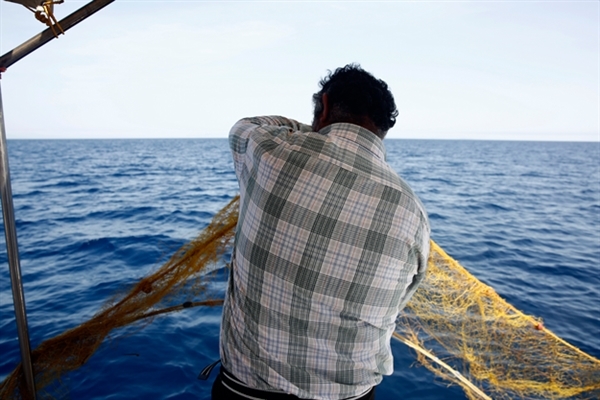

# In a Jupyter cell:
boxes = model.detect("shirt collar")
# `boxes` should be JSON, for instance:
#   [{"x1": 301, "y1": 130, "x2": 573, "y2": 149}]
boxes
[{"x1": 318, "y1": 123, "x2": 386, "y2": 161}]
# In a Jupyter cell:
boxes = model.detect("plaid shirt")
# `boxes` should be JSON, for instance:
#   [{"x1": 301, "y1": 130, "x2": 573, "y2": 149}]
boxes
[{"x1": 221, "y1": 116, "x2": 430, "y2": 399}]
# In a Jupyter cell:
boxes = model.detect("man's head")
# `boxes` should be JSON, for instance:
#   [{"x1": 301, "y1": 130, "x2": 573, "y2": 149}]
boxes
[{"x1": 311, "y1": 64, "x2": 398, "y2": 139}]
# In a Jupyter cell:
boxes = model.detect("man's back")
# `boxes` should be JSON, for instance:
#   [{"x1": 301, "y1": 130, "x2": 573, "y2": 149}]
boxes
[{"x1": 221, "y1": 116, "x2": 430, "y2": 399}]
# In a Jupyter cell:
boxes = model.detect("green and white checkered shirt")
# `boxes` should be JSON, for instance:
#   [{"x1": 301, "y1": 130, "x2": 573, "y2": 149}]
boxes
[{"x1": 221, "y1": 116, "x2": 430, "y2": 399}]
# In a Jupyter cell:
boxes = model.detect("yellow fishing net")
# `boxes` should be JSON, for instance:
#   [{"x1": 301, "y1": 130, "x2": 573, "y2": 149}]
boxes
[
  {"x1": 1, "y1": 195, "x2": 599, "y2": 399},
  {"x1": 394, "y1": 241, "x2": 600, "y2": 400}
]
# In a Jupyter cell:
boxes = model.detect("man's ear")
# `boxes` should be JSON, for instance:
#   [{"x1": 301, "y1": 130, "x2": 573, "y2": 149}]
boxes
[{"x1": 317, "y1": 93, "x2": 330, "y2": 129}]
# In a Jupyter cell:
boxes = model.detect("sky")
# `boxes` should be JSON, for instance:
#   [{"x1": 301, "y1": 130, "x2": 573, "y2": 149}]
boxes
[{"x1": 0, "y1": 0, "x2": 598, "y2": 141}]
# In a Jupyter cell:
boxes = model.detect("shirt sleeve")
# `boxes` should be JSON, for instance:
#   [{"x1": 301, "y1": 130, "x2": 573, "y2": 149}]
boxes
[
  {"x1": 229, "y1": 116, "x2": 313, "y2": 180},
  {"x1": 229, "y1": 116, "x2": 312, "y2": 155},
  {"x1": 394, "y1": 213, "x2": 431, "y2": 325}
]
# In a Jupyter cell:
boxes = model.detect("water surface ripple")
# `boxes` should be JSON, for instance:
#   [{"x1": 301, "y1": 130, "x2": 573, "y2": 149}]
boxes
[{"x1": 1, "y1": 139, "x2": 598, "y2": 399}]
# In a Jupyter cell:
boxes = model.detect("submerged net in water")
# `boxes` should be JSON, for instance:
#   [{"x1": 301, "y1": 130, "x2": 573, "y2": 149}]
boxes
[{"x1": 1, "y1": 196, "x2": 599, "y2": 399}]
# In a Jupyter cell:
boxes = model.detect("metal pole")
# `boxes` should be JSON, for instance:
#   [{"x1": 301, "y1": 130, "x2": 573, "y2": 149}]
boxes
[
  {"x1": 0, "y1": 83, "x2": 37, "y2": 399},
  {"x1": 0, "y1": 1, "x2": 115, "y2": 397}
]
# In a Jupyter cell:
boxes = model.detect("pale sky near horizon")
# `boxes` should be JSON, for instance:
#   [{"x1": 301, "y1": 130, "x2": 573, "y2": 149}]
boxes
[{"x1": 0, "y1": 0, "x2": 598, "y2": 141}]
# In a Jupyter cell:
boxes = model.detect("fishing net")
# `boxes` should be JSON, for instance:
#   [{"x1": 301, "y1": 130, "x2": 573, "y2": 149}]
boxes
[
  {"x1": 394, "y1": 240, "x2": 600, "y2": 400},
  {"x1": 1, "y1": 196, "x2": 599, "y2": 400}
]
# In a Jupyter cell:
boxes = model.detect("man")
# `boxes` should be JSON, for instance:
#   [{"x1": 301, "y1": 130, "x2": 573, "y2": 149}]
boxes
[{"x1": 214, "y1": 64, "x2": 430, "y2": 400}]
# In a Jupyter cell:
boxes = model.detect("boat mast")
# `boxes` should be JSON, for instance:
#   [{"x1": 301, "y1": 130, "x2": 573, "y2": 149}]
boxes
[{"x1": 0, "y1": 1, "x2": 114, "y2": 398}]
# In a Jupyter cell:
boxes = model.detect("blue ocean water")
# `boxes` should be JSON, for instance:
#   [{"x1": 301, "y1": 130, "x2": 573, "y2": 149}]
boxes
[{"x1": 1, "y1": 139, "x2": 598, "y2": 399}]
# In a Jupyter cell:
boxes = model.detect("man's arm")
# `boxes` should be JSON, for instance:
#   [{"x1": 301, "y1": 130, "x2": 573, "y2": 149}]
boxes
[
  {"x1": 233, "y1": 116, "x2": 312, "y2": 137},
  {"x1": 395, "y1": 219, "x2": 431, "y2": 316},
  {"x1": 229, "y1": 116, "x2": 312, "y2": 155},
  {"x1": 228, "y1": 116, "x2": 312, "y2": 180}
]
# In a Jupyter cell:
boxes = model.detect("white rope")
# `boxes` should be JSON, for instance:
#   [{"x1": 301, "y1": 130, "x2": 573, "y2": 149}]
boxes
[{"x1": 393, "y1": 332, "x2": 493, "y2": 400}]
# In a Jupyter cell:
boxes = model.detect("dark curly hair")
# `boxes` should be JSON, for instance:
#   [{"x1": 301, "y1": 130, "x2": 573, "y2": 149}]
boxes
[{"x1": 312, "y1": 64, "x2": 398, "y2": 138}]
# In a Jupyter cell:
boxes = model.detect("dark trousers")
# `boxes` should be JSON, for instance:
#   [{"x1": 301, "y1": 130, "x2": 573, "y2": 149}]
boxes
[{"x1": 211, "y1": 367, "x2": 376, "y2": 400}]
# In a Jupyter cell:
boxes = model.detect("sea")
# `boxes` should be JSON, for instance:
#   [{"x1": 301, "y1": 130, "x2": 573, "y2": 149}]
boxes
[{"x1": 0, "y1": 139, "x2": 599, "y2": 399}]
